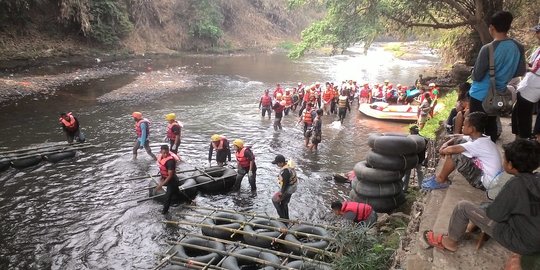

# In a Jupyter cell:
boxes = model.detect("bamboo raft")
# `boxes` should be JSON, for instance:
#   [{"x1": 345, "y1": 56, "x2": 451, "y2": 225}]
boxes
[
  {"x1": 0, "y1": 142, "x2": 96, "y2": 171},
  {"x1": 153, "y1": 205, "x2": 339, "y2": 270}
]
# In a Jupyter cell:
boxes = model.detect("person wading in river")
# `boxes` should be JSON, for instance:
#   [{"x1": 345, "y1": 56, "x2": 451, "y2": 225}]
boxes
[
  {"x1": 331, "y1": 201, "x2": 378, "y2": 226},
  {"x1": 165, "y1": 113, "x2": 182, "y2": 155},
  {"x1": 272, "y1": 154, "x2": 298, "y2": 220},
  {"x1": 273, "y1": 94, "x2": 285, "y2": 131},
  {"x1": 309, "y1": 109, "x2": 323, "y2": 151},
  {"x1": 132, "y1": 112, "x2": 157, "y2": 160},
  {"x1": 232, "y1": 139, "x2": 257, "y2": 192},
  {"x1": 208, "y1": 134, "x2": 231, "y2": 167},
  {"x1": 259, "y1": 89, "x2": 272, "y2": 119},
  {"x1": 337, "y1": 93, "x2": 350, "y2": 124},
  {"x1": 155, "y1": 145, "x2": 181, "y2": 215},
  {"x1": 59, "y1": 112, "x2": 84, "y2": 144},
  {"x1": 298, "y1": 103, "x2": 316, "y2": 147}
]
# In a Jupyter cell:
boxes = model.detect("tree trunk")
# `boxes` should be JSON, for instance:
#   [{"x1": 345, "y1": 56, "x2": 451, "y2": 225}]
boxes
[{"x1": 472, "y1": 21, "x2": 492, "y2": 44}]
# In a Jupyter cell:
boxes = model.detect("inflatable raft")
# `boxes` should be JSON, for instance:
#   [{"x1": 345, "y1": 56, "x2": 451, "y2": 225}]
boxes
[{"x1": 359, "y1": 102, "x2": 444, "y2": 122}]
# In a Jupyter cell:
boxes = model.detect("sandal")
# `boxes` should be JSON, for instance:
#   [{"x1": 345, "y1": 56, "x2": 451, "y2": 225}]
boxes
[
  {"x1": 421, "y1": 176, "x2": 451, "y2": 190},
  {"x1": 422, "y1": 230, "x2": 456, "y2": 252}
]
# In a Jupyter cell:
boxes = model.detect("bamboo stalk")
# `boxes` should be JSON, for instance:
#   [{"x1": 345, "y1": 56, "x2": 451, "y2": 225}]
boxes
[
  {"x1": 0, "y1": 142, "x2": 90, "y2": 155},
  {"x1": 183, "y1": 205, "x2": 341, "y2": 231},
  {"x1": 153, "y1": 249, "x2": 178, "y2": 270},
  {"x1": 137, "y1": 193, "x2": 167, "y2": 203},
  {"x1": 180, "y1": 212, "x2": 335, "y2": 242},
  {"x1": 168, "y1": 257, "x2": 227, "y2": 270},
  {"x1": 180, "y1": 233, "x2": 334, "y2": 267},
  {"x1": 163, "y1": 220, "x2": 336, "y2": 257},
  {"x1": 165, "y1": 240, "x2": 296, "y2": 270},
  {"x1": 169, "y1": 258, "x2": 205, "y2": 269}
]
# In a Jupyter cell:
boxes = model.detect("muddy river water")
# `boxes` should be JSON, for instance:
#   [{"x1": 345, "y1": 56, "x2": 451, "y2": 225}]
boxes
[{"x1": 0, "y1": 43, "x2": 439, "y2": 269}]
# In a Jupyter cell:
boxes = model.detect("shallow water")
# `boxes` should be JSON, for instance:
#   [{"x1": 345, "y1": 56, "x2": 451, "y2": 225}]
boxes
[{"x1": 0, "y1": 43, "x2": 438, "y2": 269}]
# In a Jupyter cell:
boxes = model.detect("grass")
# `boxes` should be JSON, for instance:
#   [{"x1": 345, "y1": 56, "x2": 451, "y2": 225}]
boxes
[
  {"x1": 383, "y1": 43, "x2": 406, "y2": 58},
  {"x1": 278, "y1": 40, "x2": 296, "y2": 51},
  {"x1": 332, "y1": 225, "x2": 396, "y2": 270},
  {"x1": 418, "y1": 90, "x2": 457, "y2": 139}
]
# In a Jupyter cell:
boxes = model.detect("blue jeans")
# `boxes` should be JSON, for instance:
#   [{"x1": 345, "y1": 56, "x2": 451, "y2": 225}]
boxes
[{"x1": 402, "y1": 163, "x2": 424, "y2": 191}]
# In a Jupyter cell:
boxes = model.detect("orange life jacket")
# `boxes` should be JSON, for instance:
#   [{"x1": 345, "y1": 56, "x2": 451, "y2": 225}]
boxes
[
  {"x1": 236, "y1": 147, "x2": 253, "y2": 169},
  {"x1": 284, "y1": 94, "x2": 292, "y2": 106},
  {"x1": 158, "y1": 153, "x2": 179, "y2": 178},
  {"x1": 323, "y1": 90, "x2": 333, "y2": 102},
  {"x1": 59, "y1": 113, "x2": 77, "y2": 131},
  {"x1": 135, "y1": 118, "x2": 150, "y2": 138},
  {"x1": 341, "y1": 201, "x2": 373, "y2": 222},
  {"x1": 166, "y1": 121, "x2": 182, "y2": 140},
  {"x1": 261, "y1": 95, "x2": 271, "y2": 106},
  {"x1": 303, "y1": 109, "x2": 313, "y2": 124}
]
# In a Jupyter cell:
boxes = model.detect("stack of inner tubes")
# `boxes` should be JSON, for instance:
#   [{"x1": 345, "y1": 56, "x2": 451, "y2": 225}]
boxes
[{"x1": 349, "y1": 133, "x2": 426, "y2": 213}]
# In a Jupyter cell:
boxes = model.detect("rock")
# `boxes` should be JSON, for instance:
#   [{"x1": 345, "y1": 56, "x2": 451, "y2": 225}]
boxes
[{"x1": 451, "y1": 62, "x2": 472, "y2": 83}]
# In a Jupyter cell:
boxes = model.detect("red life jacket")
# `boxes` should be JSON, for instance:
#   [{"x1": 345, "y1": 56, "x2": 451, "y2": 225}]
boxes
[
  {"x1": 360, "y1": 87, "x2": 370, "y2": 98},
  {"x1": 59, "y1": 112, "x2": 77, "y2": 131},
  {"x1": 303, "y1": 90, "x2": 311, "y2": 102},
  {"x1": 284, "y1": 95, "x2": 292, "y2": 106},
  {"x1": 261, "y1": 95, "x2": 272, "y2": 106},
  {"x1": 341, "y1": 201, "x2": 373, "y2": 222},
  {"x1": 166, "y1": 121, "x2": 182, "y2": 140},
  {"x1": 212, "y1": 137, "x2": 227, "y2": 150},
  {"x1": 135, "y1": 118, "x2": 150, "y2": 138},
  {"x1": 236, "y1": 147, "x2": 253, "y2": 168},
  {"x1": 323, "y1": 90, "x2": 333, "y2": 102},
  {"x1": 158, "y1": 153, "x2": 179, "y2": 178},
  {"x1": 303, "y1": 109, "x2": 313, "y2": 124}
]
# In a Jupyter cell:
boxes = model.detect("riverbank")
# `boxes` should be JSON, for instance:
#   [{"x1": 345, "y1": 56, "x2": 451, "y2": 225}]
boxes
[{"x1": 390, "y1": 112, "x2": 518, "y2": 269}]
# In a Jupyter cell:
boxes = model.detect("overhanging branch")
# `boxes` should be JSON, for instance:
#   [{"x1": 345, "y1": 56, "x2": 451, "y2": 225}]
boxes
[{"x1": 385, "y1": 13, "x2": 471, "y2": 29}]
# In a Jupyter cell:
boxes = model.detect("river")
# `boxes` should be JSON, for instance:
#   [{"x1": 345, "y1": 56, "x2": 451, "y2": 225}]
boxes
[{"x1": 0, "y1": 43, "x2": 439, "y2": 269}]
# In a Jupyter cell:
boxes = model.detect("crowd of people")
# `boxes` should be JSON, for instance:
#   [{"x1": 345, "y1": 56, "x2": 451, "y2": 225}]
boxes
[
  {"x1": 55, "y1": 10, "x2": 540, "y2": 266},
  {"x1": 419, "y1": 11, "x2": 540, "y2": 269}
]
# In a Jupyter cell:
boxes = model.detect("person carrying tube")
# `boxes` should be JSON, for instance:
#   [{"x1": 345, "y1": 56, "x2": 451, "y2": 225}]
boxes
[
  {"x1": 59, "y1": 112, "x2": 85, "y2": 144},
  {"x1": 208, "y1": 134, "x2": 231, "y2": 167},
  {"x1": 132, "y1": 112, "x2": 157, "y2": 160},
  {"x1": 272, "y1": 154, "x2": 298, "y2": 220},
  {"x1": 155, "y1": 145, "x2": 181, "y2": 215},
  {"x1": 164, "y1": 113, "x2": 182, "y2": 155},
  {"x1": 232, "y1": 139, "x2": 257, "y2": 192}
]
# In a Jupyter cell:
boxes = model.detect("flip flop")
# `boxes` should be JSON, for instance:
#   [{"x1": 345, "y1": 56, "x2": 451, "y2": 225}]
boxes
[
  {"x1": 421, "y1": 176, "x2": 451, "y2": 190},
  {"x1": 422, "y1": 230, "x2": 456, "y2": 252}
]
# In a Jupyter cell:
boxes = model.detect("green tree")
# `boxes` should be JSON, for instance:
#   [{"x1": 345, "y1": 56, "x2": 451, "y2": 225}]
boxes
[
  {"x1": 187, "y1": 0, "x2": 224, "y2": 45},
  {"x1": 289, "y1": 0, "x2": 517, "y2": 59}
]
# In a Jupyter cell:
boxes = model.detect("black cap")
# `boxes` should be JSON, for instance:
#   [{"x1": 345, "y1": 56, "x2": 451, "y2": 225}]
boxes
[{"x1": 271, "y1": 154, "x2": 286, "y2": 164}]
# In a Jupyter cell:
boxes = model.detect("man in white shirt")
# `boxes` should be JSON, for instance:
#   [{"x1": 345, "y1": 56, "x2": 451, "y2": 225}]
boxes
[{"x1": 422, "y1": 112, "x2": 503, "y2": 190}]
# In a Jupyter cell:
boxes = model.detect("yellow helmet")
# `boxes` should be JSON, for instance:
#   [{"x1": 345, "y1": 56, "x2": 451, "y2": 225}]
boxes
[
  {"x1": 211, "y1": 134, "x2": 221, "y2": 142},
  {"x1": 165, "y1": 113, "x2": 176, "y2": 121},
  {"x1": 233, "y1": 139, "x2": 244, "y2": 148}
]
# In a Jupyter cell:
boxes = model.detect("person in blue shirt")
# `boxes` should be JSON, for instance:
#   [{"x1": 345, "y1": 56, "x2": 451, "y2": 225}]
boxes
[
  {"x1": 468, "y1": 11, "x2": 526, "y2": 142},
  {"x1": 132, "y1": 112, "x2": 157, "y2": 160}
]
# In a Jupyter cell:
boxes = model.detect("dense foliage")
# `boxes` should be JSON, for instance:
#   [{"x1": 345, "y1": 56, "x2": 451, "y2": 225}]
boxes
[
  {"x1": 288, "y1": 0, "x2": 535, "y2": 62},
  {"x1": 187, "y1": 0, "x2": 224, "y2": 45}
]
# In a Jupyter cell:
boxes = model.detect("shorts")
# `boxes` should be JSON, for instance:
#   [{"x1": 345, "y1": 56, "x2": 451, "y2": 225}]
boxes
[
  {"x1": 451, "y1": 154, "x2": 484, "y2": 189},
  {"x1": 419, "y1": 114, "x2": 429, "y2": 124}
]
